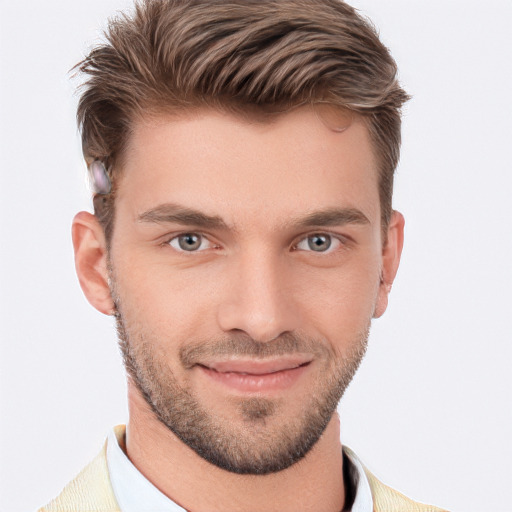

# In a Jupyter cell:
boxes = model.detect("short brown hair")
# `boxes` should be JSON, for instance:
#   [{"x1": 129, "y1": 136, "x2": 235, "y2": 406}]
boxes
[{"x1": 75, "y1": 0, "x2": 409, "y2": 243}]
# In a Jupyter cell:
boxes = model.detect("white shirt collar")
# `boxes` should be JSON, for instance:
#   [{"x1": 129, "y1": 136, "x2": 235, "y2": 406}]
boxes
[
  {"x1": 107, "y1": 427, "x2": 182, "y2": 512},
  {"x1": 107, "y1": 426, "x2": 373, "y2": 512},
  {"x1": 344, "y1": 447, "x2": 374, "y2": 512}
]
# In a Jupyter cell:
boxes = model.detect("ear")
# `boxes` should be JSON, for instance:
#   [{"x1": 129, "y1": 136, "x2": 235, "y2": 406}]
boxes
[
  {"x1": 72, "y1": 211, "x2": 114, "y2": 315},
  {"x1": 373, "y1": 210, "x2": 405, "y2": 318}
]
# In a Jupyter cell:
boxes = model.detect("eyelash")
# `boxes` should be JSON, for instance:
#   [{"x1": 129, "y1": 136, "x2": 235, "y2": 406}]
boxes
[{"x1": 164, "y1": 232, "x2": 347, "y2": 255}]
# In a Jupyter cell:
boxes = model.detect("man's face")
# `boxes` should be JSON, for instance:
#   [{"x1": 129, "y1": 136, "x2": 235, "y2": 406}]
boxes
[{"x1": 108, "y1": 107, "x2": 390, "y2": 474}]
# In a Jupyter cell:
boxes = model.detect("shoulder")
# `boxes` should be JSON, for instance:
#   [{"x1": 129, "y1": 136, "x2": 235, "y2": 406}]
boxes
[
  {"x1": 37, "y1": 439, "x2": 120, "y2": 512},
  {"x1": 344, "y1": 446, "x2": 450, "y2": 512}
]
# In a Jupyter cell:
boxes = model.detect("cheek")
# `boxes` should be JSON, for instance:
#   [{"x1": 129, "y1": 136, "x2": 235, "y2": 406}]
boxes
[
  {"x1": 112, "y1": 253, "x2": 222, "y2": 342},
  {"x1": 295, "y1": 260, "x2": 381, "y2": 340}
]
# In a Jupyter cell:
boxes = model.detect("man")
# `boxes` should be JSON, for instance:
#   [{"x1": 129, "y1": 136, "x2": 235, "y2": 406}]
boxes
[{"x1": 39, "y1": 0, "x2": 447, "y2": 510}]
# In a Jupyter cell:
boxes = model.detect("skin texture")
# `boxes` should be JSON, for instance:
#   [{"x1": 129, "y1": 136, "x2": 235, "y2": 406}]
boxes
[{"x1": 72, "y1": 106, "x2": 404, "y2": 512}]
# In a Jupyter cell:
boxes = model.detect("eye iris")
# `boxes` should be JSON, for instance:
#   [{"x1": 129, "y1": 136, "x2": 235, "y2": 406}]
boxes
[
  {"x1": 308, "y1": 234, "x2": 331, "y2": 252},
  {"x1": 178, "y1": 234, "x2": 201, "y2": 251}
]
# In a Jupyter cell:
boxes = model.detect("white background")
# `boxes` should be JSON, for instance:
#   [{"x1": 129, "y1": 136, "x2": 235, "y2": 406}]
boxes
[{"x1": 1, "y1": 1, "x2": 511, "y2": 511}]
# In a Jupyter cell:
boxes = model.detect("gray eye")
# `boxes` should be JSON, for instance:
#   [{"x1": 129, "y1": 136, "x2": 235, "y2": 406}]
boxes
[
  {"x1": 169, "y1": 233, "x2": 216, "y2": 253},
  {"x1": 177, "y1": 233, "x2": 202, "y2": 251},
  {"x1": 307, "y1": 234, "x2": 332, "y2": 252}
]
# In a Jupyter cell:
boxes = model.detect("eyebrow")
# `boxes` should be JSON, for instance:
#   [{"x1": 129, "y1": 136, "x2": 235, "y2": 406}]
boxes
[
  {"x1": 289, "y1": 208, "x2": 370, "y2": 229},
  {"x1": 138, "y1": 203, "x2": 230, "y2": 230},
  {"x1": 137, "y1": 203, "x2": 370, "y2": 231}
]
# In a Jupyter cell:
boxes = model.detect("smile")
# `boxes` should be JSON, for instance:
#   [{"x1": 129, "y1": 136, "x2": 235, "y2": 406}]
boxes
[{"x1": 197, "y1": 358, "x2": 312, "y2": 393}]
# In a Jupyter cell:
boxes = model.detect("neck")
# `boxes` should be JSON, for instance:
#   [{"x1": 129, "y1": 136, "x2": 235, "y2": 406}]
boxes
[{"x1": 125, "y1": 382, "x2": 345, "y2": 512}]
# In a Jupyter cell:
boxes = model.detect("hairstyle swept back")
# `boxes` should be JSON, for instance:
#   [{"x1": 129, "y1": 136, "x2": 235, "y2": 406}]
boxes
[{"x1": 75, "y1": 0, "x2": 410, "y2": 243}]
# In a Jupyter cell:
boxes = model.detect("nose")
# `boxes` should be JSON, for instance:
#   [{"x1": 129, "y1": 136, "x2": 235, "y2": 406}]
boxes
[{"x1": 216, "y1": 248, "x2": 300, "y2": 343}]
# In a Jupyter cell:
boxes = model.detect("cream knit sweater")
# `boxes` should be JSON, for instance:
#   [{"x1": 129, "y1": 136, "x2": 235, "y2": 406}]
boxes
[{"x1": 39, "y1": 426, "x2": 448, "y2": 512}]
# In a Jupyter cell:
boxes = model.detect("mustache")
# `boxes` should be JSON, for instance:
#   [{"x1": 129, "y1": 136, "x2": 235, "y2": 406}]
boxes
[{"x1": 179, "y1": 332, "x2": 332, "y2": 368}]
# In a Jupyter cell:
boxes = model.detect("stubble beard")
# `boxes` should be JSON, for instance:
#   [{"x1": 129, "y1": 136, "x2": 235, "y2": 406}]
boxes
[{"x1": 114, "y1": 298, "x2": 369, "y2": 475}]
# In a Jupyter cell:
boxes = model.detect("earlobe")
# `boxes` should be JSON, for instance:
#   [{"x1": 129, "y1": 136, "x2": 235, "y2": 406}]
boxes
[
  {"x1": 373, "y1": 210, "x2": 405, "y2": 318},
  {"x1": 72, "y1": 211, "x2": 114, "y2": 315}
]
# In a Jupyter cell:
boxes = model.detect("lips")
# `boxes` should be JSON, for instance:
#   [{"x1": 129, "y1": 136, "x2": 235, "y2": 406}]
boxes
[
  {"x1": 201, "y1": 357, "x2": 312, "y2": 375},
  {"x1": 196, "y1": 357, "x2": 312, "y2": 393}
]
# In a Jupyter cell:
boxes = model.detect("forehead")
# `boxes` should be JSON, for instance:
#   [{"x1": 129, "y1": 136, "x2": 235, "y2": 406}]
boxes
[{"x1": 117, "y1": 107, "x2": 380, "y2": 230}]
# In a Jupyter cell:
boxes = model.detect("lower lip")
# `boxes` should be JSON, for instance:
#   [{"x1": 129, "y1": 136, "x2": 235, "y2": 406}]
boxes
[{"x1": 198, "y1": 364, "x2": 310, "y2": 393}]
